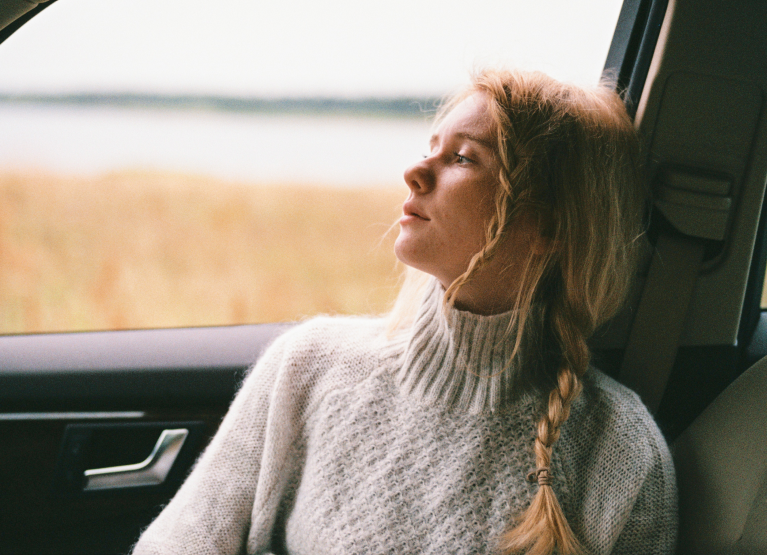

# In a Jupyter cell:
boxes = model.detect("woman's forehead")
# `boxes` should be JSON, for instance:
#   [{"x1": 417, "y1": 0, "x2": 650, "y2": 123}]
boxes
[{"x1": 433, "y1": 93, "x2": 496, "y2": 146}]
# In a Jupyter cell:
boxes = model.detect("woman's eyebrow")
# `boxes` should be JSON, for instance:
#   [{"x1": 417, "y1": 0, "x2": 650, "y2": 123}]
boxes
[
  {"x1": 455, "y1": 132, "x2": 495, "y2": 149},
  {"x1": 429, "y1": 132, "x2": 495, "y2": 150}
]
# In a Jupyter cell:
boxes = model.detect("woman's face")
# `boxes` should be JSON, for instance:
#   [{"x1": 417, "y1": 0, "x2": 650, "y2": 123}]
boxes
[{"x1": 394, "y1": 92, "x2": 502, "y2": 293}]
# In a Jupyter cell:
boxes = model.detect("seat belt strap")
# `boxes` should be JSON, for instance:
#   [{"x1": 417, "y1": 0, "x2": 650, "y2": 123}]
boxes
[{"x1": 619, "y1": 232, "x2": 705, "y2": 413}]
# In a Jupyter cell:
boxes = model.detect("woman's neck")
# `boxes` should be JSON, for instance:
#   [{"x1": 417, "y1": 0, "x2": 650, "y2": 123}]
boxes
[{"x1": 442, "y1": 263, "x2": 521, "y2": 316}]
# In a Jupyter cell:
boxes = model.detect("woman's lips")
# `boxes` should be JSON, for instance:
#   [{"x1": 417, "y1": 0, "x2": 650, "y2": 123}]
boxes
[
  {"x1": 402, "y1": 202, "x2": 429, "y2": 223},
  {"x1": 399, "y1": 213, "x2": 427, "y2": 225}
]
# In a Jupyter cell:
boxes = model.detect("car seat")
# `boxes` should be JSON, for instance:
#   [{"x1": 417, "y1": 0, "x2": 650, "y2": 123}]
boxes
[{"x1": 673, "y1": 355, "x2": 767, "y2": 554}]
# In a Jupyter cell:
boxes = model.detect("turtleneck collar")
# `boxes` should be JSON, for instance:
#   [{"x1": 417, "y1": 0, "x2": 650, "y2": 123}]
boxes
[{"x1": 393, "y1": 277, "x2": 535, "y2": 414}]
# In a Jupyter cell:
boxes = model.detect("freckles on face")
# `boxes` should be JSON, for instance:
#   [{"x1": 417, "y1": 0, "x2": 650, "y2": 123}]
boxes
[{"x1": 394, "y1": 92, "x2": 501, "y2": 288}]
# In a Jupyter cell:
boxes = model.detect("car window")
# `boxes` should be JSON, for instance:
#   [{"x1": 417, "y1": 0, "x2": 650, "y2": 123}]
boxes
[{"x1": 0, "y1": 0, "x2": 623, "y2": 333}]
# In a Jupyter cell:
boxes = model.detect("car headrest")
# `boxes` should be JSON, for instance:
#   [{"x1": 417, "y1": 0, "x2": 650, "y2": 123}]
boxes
[{"x1": 673, "y1": 355, "x2": 767, "y2": 554}]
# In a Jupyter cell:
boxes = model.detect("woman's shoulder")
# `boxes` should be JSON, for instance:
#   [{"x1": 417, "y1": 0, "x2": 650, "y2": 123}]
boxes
[
  {"x1": 247, "y1": 314, "x2": 391, "y2": 415},
  {"x1": 561, "y1": 368, "x2": 673, "y2": 479},
  {"x1": 576, "y1": 369, "x2": 667, "y2": 447},
  {"x1": 270, "y1": 314, "x2": 388, "y2": 359},
  {"x1": 575, "y1": 368, "x2": 647, "y2": 416},
  {"x1": 585, "y1": 369, "x2": 651, "y2": 412}
]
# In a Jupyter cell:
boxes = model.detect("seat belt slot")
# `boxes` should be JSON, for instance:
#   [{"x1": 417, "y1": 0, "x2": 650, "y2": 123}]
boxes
[{"x1": 654, "y1": 168, "x2": 733, "y2": 241}]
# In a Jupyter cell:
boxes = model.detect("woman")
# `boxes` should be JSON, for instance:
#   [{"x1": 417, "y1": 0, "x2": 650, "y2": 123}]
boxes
[{"x1": 133, "y1": 69, "x2": 677, "y2": 555}]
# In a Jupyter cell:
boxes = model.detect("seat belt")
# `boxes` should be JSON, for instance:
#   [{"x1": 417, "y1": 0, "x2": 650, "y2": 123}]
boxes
[{"x1": 619, "y1": 231, "x2": 705, "y2": 414}]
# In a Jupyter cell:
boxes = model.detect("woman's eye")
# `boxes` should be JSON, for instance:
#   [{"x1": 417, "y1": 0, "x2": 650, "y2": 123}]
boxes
[{"x1": 455, "y1": 153, "x2": 472, "y2": 164}]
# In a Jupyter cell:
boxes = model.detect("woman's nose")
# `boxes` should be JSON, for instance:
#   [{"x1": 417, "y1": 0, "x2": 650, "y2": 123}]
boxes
[{"x1": 403, "y1": 157, "x2": 434, "y2": 193}]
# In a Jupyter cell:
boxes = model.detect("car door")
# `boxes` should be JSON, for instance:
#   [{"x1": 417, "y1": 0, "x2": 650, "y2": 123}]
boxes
[{"x1": 0, "y1": 323, "x2": 292, "y2": 554}]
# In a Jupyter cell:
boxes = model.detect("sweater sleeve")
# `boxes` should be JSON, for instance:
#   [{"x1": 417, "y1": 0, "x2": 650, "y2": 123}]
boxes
[
  {"x1": 132, "y1": 330, "x2": 292, "y2": 555},
  {"x1": 609, "y1": 435, "x2": 678, "y2": 555}
]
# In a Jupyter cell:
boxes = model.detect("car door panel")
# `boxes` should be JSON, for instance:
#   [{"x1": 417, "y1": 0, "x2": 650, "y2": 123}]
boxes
[{"x1": 0, "y1": 324, "x2": 290, "y2": 554}]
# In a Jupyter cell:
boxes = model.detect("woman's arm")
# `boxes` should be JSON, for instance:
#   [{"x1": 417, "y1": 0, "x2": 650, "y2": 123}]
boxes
[
  {"x1": 132, "y1": 333, "x2": 291, "y2": 555},
  {"x1": 609, "y1": 443, "x2": 678, "y2": 555}
]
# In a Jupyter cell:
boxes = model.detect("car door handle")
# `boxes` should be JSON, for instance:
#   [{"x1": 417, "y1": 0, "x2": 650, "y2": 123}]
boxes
[{"x1": 83, "y1": 428, "x2": 189, "y2": 490}]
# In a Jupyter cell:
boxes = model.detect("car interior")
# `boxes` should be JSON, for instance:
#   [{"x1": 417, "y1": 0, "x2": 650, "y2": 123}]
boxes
[{"x1": 1, "y1": 0, "x2": 766, "y2": 553}]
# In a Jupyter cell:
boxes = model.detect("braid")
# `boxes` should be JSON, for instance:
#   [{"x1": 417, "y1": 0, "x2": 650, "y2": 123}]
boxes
[{"x1": 498, "y1": 302, "x2": 588, "y2": 555}]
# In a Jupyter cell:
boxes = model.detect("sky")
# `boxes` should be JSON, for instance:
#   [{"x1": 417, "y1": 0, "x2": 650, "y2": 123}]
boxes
[{"x1": 0, "y1": 0, "x2": 624, "y2": 98}]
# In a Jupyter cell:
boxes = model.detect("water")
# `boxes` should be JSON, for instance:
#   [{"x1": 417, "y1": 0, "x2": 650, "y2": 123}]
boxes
[{"x1": 0, "y1": 103, "x2": 434, "y2": 187}]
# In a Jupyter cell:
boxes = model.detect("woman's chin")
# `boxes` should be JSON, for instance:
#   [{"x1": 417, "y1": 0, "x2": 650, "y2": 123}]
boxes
[
  {"x1": 393, "y1": 236, "x2": 413, "y2": 267},
  {"x1": 393, "y1": 233, "x2": 426, "y2": 269}
]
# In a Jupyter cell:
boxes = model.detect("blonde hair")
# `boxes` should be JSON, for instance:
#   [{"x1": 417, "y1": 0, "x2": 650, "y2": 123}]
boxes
[{"x1": 389, "y1": 69, "x2": 646, "y2": 554}]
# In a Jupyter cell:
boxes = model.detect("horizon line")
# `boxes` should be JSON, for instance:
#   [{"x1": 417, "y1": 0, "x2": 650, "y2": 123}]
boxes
[{"x1": 0, "y1": 92, "x2": 443, "y2": 117}]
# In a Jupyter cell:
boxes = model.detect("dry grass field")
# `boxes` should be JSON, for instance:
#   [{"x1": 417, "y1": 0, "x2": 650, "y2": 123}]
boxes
[{"x1": 0, "y1": 170, "x2": 406, "y2": 334}]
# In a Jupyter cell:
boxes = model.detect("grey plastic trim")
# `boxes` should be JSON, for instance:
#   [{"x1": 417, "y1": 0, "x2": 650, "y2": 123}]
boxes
[
  {"x1": 83, "y1": 428, "x2": 188, "y2": 490},
  {"x1": 0, "y1": 411, "x2": 144, "y2": 421},
  {"x1": 0, "y1": 323, "x2": 293, "y2": 408},
  {"x1": 0, "y1": 324, "x2": 293, "y2": 372}
]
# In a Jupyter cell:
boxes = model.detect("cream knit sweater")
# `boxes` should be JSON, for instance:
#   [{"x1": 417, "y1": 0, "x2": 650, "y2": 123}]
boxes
[{"x1": 133, "y1": 279, "x2": 677, "y2": 555}]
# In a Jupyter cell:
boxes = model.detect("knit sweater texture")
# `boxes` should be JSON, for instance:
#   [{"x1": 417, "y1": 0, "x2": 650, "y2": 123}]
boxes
[{"x1": 133, "y1": 278, "x2": 678, "y2": 555}]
